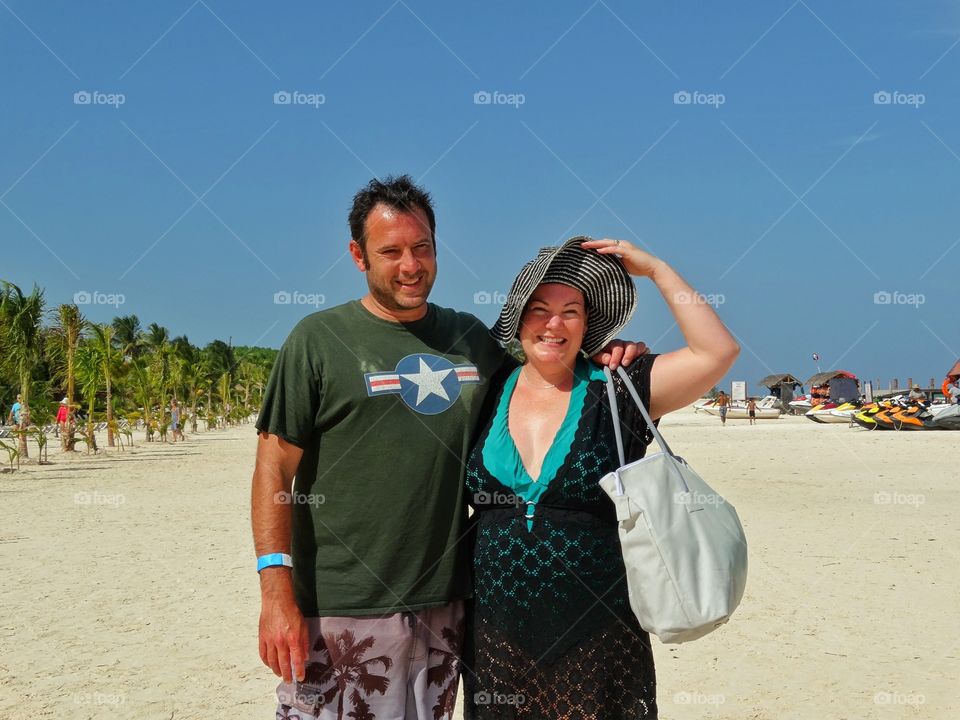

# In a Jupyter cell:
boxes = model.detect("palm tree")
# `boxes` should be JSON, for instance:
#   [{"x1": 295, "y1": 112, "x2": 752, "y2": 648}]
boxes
[
  {"x1": 73, "y1": 343, "x2": 100, "y2": 451},
  {"x1": 346, "y1": 691, "x2": 375, "y2": 720},
  {"x1": 0, "y1": 281, "x2": 45, "y2": 456},
  {"x1": 175, "y1": 343, "x2": 206, "y2": 432},
  {"x1": 427, "y1": 621, "x2": 463, "y2": 720},
  {"x1": 87, "y1": 323, "x2": 122, "y2": 447},
  {"x1": 47, "y1": 304, "x2": 85, "y2": 450},
  {"x1": 303, "y1": 629, "x2": 393, "y2": 720},
  {"x1": 204, "y1": 339, "x2": 235, "y2": 383},
  {"x1": 128, "y1": 357, "x2": 158, "y2": 441},
  {"x1": 145, "y1": 323, "x2": 171, "y2": 426},
  {"x1": 217, "y1": 372, "x2": 232, "y2": 423},
  {"x1": 111, "y1": 314, "x2": 143, "y2": 361}
]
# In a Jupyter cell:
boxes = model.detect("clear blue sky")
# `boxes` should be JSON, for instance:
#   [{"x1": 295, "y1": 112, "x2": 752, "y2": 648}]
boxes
[{"x1": 2, "y1": 1, "x2": 958, "y2": 393}]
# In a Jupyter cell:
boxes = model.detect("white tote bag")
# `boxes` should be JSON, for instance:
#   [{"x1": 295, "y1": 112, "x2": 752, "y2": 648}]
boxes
[{"x1": 599, "y1": 366, "x2": 748, "y2": 643}]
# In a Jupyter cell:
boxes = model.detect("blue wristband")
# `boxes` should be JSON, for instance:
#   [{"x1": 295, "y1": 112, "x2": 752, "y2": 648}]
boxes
[{"x1": 257, "y1": 553, "x2": 293, "y2": 573}]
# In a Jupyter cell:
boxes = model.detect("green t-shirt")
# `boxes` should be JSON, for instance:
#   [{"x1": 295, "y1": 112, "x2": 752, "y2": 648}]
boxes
[{"x1": 256, "y1": 300, "x2": 508, "y2": 616}]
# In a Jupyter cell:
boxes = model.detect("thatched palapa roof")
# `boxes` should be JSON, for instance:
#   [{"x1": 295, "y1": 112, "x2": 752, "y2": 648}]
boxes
[
  {"x1": 757, "y1": 373, "x2": 803, "y2": 388},
  {"x1": 805, "y1": 370, "x2": 858, "y2": 387}
]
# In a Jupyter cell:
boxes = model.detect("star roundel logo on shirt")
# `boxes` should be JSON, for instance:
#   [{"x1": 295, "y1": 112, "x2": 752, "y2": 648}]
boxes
[{"x1": 364, "y1": 353, "x2": 481, "y2": 415}]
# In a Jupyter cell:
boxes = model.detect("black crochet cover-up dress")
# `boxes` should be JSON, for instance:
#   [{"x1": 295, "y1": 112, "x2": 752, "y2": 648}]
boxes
[{"x1": 462, "y1": 354, "x2": 659, "y2": 719}]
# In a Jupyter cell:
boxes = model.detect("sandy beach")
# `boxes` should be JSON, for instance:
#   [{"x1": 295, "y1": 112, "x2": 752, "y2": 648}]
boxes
[{"x1": 0, "y1": 408, "x2": 955, "y2": 720}]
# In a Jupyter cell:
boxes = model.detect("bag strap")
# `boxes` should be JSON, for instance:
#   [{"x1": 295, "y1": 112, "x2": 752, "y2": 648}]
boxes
[
  {"x1": 603, "y1": 365, "x2": 676, "y2": 459},
  {"x1": 604, "y1": 368, "x2": 627, "y2": 467}
]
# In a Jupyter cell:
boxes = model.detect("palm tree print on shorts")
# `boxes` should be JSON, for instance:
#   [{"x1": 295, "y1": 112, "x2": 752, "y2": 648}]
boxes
[
  {"x1": 427, "y1": 620, "x2": 464, "y2": 720},
  {"x1": 302, "y1": 628, "x2": 393, "y2": 720}
]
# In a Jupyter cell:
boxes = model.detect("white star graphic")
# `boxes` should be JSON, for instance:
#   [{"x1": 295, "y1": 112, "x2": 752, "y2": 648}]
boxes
[{"x1": 401, "y1": 358, "x2": 452, "y2": 405}]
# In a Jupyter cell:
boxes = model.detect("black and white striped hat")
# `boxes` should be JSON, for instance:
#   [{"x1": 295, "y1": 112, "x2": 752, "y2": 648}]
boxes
[{"x1": 490, "y1": 236, "x2": 637, "y2": 356}]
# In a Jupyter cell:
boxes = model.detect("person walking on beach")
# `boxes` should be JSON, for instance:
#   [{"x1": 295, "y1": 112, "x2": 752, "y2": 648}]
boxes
[
  {"x1": 170, "y1": 399, "x2": 184, "y2": 442},
  {"x1": 716, "y1": 390, "x2": 730, "y2": 425},
  {"x1": 747, "y1": 397, "x2": 757, "y2": 425},
  {"x1": 55, "y1": 398, "x2": 69, "y2": 438},
  {"x1": 251, "y1": 175, "x2": 645, "y2": 720},
  {"x1": 7, "y1": 394, "x2": 23, "y2": 427}
]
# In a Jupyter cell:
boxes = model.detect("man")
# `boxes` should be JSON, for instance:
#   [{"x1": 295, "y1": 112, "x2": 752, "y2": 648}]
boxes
[
  {"x1": 908, "y1": 384, "x2": 926, "y2": 404},
  {"x1": 7, "y1": 394, "x2": 23, "y2": 427},
  {"x1": 252, "y1": 176, "x2": 643, "y2": 720},
  {"x1": 170, "y1": 399, "x2": 184, "y2": 442},
  {"x1": 716, "y1": 390, "x2": 730, "y2": 426}
]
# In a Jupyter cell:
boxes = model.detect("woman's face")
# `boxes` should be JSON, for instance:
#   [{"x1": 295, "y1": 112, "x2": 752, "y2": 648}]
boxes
[{"x1": 518, "y1": 283, "x2": 586, "y2": 366}]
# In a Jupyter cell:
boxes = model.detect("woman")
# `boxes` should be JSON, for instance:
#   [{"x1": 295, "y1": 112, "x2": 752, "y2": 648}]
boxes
[{"x1": 463, "y1": 236, "x2": 739, "y2": 719}]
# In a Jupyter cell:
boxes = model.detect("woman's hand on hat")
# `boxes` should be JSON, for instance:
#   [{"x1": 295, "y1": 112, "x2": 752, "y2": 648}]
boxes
[{"x1": 580, "y1": 238, "x2": 662, "y2": 278}]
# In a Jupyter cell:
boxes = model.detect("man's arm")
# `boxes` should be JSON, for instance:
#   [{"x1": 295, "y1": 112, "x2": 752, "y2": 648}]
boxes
[{"x1": 252, "y1": 431, "x2": 308, "y2": 684}]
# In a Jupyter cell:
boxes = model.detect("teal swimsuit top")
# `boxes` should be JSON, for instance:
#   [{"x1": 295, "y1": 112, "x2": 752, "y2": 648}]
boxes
[{"x1": 481, "y1": 356, "x2": 606, "y2": 531}]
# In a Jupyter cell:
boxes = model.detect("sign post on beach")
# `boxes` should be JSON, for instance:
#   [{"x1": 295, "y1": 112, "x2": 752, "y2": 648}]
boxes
[{"x1": 731, "y1": 381, "x2": 746, "y2": 403}]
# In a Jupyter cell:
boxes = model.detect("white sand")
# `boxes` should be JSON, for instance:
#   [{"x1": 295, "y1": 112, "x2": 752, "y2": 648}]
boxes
[{"x1": 0, "y1": 410, "x2": 955, "y2": 719}]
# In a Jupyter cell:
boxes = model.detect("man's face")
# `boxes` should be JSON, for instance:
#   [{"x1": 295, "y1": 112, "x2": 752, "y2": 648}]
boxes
[{"x1": 350, "y1": 204, "x2": 437, "y2": 314}]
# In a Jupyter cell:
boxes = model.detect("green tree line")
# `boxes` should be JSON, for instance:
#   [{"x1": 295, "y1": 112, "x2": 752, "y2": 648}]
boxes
[{"x1": 0, "y1": 280, "x2": 277, "y2": 459}]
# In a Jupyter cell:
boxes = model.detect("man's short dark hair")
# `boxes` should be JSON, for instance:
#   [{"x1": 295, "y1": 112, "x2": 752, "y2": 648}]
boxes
[{"x1": 348, "y1": 175, "x2": 436, "y2": 256}]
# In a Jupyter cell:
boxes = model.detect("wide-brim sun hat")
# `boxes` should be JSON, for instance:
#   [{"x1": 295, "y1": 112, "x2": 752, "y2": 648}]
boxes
[{"x1": 490, "y1": 236, "x2": 637, "y2": 357}]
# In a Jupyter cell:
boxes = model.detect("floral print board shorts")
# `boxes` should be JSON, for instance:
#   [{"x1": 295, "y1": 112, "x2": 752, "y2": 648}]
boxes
[{"x1": 275, "y1": 600, "x2": 464, "y2": 720}]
